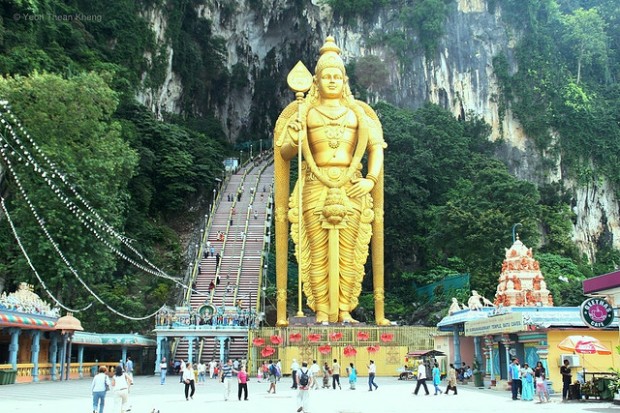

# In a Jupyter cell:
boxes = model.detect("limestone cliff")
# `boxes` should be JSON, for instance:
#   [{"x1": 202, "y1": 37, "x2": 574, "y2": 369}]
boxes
[{"x1": 134, "y1": 0, "x2": 620, "y2": 260}]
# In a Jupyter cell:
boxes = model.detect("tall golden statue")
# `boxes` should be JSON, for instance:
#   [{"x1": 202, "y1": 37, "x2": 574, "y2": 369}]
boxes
[{"x1": 274, "y1": 36, "x2": 389, "y2": 326}]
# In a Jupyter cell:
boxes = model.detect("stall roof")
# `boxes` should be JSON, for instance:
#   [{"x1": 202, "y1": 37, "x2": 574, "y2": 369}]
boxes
[{"x1": 407, "y1": 349, "x2": 446, "y2": 358}]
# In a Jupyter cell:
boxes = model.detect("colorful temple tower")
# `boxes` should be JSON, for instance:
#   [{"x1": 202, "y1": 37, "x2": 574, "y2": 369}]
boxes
[{"x1": 494, "y1": 236, "x2": 554, "y2": 307}]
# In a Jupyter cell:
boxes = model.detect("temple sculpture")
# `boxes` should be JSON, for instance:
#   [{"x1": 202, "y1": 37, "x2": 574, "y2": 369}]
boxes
[
  {"x1": 273, "y1": 37, "x2": 389, "y2": 325},
  {"x1": 494, "y1": 235, "x2": 554, "y2": 306}
]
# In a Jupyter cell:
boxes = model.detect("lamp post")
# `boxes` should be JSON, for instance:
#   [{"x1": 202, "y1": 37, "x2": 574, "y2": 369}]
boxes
[
  {"x1": 239, "y1": 150, "x2": 243, "y2": 166},
  {"x1": 250, "y1": 144, "x2": 253, "y2": 160},
  {"x1": 54, "y1": 312, "x2": 83, "y2": 381}
]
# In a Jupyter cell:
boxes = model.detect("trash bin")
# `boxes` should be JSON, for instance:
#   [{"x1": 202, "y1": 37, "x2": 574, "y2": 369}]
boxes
[
  {"x1": 0, "y1": 370, "x2": 17, "y2": 385},
  {"x1": 597, "y1": 378, "x2": 614, "y2": 401},
  {"x1": 474, "y1": 371, "x2": 484, "y2": 387}
]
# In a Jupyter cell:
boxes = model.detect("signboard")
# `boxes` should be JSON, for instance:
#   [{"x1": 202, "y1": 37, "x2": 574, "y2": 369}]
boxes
[
  {"x1": 464, "y1": 312, "x2": 524, "y2": 336},
  {"x1": 580, "y1": 297, "x2": 614, "y2": 329}
]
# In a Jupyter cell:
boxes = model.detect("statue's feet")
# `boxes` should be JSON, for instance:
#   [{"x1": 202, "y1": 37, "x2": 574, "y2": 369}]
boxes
[
  {"x1": 376, "y1": 318, "x2": 391, "y2": 326},
  {"x1": 338, "y1": 311, "x2": 359, "y2": 323},
  {"x1": 315, "y1": 311, "x2": 329, "y2": 323}
]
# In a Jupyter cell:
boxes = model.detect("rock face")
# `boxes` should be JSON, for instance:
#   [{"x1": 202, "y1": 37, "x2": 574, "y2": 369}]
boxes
[{"x1": 132, "y1": 0, "x2": 620, "y2": 259}]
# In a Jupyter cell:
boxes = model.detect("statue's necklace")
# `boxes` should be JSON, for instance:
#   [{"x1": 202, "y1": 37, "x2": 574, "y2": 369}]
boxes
[{"x1": 315, "y1": 106, "x2": 348, "y2": 149}]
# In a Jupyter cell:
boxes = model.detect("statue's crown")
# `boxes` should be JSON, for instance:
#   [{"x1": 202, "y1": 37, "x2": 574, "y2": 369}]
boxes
[{"x1": 316, "y1": 36, "x2": 345, "y2": 75}]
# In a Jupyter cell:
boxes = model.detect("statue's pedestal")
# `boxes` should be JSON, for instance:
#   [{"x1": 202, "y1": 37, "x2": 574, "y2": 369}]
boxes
[
  {"x1": 288, "y1": 316, "x2": 368, "y2": 326},
  {"x1": 288, "y1": 316, "x2": 317, "y2": 325}
]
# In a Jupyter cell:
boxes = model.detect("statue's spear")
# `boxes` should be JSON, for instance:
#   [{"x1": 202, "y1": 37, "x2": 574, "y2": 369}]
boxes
[{"x1": 287, "y1": 61, "x2": 313, "y2": 318}]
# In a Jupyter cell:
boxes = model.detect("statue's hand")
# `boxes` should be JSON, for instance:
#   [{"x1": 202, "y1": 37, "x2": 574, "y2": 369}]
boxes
[
  {"x1": 347, "y1": 177, "x2": 374, "y2": 198},
  {"x1": 287, "y1": 119, "x2": 304, "y2": 145}
]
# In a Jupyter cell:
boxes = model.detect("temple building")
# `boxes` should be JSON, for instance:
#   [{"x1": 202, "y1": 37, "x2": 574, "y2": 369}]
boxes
[
  {"x1": 436, "y1": 238, "x2": 619, "y2": 394},
  {"x1": 0, "y1": 283, "x2": 155, "y2": 383}
]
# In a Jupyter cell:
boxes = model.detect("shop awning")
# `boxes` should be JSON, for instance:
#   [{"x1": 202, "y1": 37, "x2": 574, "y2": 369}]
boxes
[{"x1": 407, "y1": 349, "x2": 445, "y2": 358}]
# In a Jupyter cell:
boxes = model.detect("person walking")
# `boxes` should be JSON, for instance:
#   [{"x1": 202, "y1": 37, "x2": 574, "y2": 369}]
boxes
[
  {"x1": 91, "y1": 366, "x2": 110, "y2": 413},
  {"x1": 291, "y1": 358, "x2": 300, "y2": 389},
  {"x1": 296, "y1": 361, "x2": 312, "y2": 413},
  {"x1": 432, "y1": 362, "x2": 442, "y2": 395},
  {"x1": 267, "y1": 359, "x2": 278, "y2": 394},
  {"x1": 220, "y1": 359, "x2": 235, "y2": 401},
  {"x1": 125, "y1": 356, "x2": 134, "y2": 384},
  {"x1": 197, "y1": 361, "x2": 206, "y2": 384},
  {"x1": 322, "y1": 362, "x2": 331, "y2": 388},
  {"x1": 182, "y1": 362, "x2": 195, "y2": 400},
  {"x1": 209, "y1": 359, "x2": 217, "y2": 379},
  {"x1": 534, "y1": 361, "x2": 549, "y2": 402},
  {"x1": 179, "y1": 358, "x2": 186, "y2": 383},
  {"x1": 560, "y1": 359, "x2": 572, "y2": 401},
  {"x1": 445, "y1": 363, "x2": 458, "y2": 395},
  {"x1": 159, "y1": 357, "x2": 168, "y2": 385},
  {"x1": 413, "y1": 362, "x2": 430, "y2": 395},
  {"x1": 309, "y1": 360, "x2": 321, "y2": 390},
  {"x1": 521, "y1": 363, "x2": 534, "y2": 401},
  {"x1": 348, "y1": 362, "x2": 357, "y2": 390},
  {"x1": 367, "y1": 360, "x2": 378, "y2": 391},
  {"x1": 332, "y1": 359, "x2": 342, "y2": 390},
  {"x1": 111, "y1": 365, "x2": 132, "y2": 413},
  {"x1": 237, "y1": 365, "x2": 249, "y2": 401},
  {"x1": 510, "y1": 358, "x2": 522, "y2": 400}
]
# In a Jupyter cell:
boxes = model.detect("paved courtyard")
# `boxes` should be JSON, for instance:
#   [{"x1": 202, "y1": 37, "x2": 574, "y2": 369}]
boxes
[{"x1": 0, "y1": 375, "x2": 618, "y2": 413}]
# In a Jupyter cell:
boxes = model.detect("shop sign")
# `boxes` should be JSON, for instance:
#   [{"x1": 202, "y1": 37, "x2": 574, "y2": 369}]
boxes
[
  {"x1": 580, "y1": 297, "x2": 614, "y2": 329},
  {"x1": 464, "y1": 312, "x2": 524, "y2": 336}
]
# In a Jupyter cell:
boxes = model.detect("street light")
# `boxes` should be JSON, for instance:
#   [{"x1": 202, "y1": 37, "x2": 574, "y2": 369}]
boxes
[
  {"x1": 54, "y1": 312, "x2": 83, "y2": 381},
  {"x1": 250, "y1": 144, "x2": 253, "y2": 160},
  {"x1": 239, "y1": 150, "x2": 243, "y2": 165}
]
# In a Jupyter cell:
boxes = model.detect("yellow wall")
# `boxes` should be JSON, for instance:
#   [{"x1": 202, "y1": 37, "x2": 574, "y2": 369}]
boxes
[{"x1": 546, "y1": 329, "x2": 620, "y2": 392}]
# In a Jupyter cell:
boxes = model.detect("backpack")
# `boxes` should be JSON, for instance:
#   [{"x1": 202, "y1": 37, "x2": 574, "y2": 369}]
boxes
[
  {"x1": 269, "y1": 364, "x2": 278, "y2": 377},
  {"x1": 299, "y1": 368, "x2": 309, "y2": 387}
]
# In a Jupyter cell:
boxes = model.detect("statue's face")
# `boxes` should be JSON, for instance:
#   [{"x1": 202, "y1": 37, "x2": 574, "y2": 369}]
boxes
[{"x1": 318, "y1": 67, "x2": 344, "y2": 99}]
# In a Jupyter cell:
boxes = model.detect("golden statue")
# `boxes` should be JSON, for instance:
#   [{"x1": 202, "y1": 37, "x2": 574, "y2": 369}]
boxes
[{"x1": 273, "y1": 36, "x2": 389, "y2": 325}]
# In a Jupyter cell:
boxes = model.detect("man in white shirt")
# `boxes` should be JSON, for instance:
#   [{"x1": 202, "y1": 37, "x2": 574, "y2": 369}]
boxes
[
  {"x1": 414, "y1": 362, "x2": 430, "y2": 395},
  {"x1": 159, "y1": 357, "x2": 167, "y2": 385},
  {"x1": 291, "y1": 358, "x2": 300, "y2": 389},
  {"x1": 209, "y1": 359, "x2": 217, "y2": 379},
  {"x1": 309, "y1": 360, "x2": 321, "y2": 390},
  {"x1": 296, "y1": 361, "x2": 313, "y2": 413}
]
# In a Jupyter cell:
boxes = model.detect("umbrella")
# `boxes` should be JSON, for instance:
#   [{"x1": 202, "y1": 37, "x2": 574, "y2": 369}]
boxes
[{"x1": 557, "y1": 335, "x2": 612, "y2": 355}]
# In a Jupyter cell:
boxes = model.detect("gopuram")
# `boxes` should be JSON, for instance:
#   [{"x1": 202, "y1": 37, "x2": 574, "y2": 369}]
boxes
[{"x1": 494, "y1": 235, "x2": 554, "y2": 307}]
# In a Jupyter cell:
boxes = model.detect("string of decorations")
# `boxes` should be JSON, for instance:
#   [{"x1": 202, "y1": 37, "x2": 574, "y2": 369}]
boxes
[
  {"x1": 0, "y1": 102, "x2": 175, "y2": 281},
  {"x1": 0, "y1": 196, "x2": 93, "y2": 313},
  {"x1": 0, "y1": 147, "x2": 163, "y2": 320}
]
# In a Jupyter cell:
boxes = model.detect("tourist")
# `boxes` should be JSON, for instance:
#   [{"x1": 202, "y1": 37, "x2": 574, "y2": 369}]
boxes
[
  {"x1": 267, "y1": 359, "x2": 278, "y2": 394},
  {"x1": 348, "y1": 362, "x2": 357, "y2": 390},
  {"x1": 209, "y1": 359, "x2": 217, "y2": 379},
  {"x1": 322, "y1": 361, "x2": 331, "y2": 388},
  {"x1": 91, "y1": 366, "x2": 110, "y2": 413},
  {"x1": 534, "y1": 361, "x2": 549, "y2": 402},
  {"x1": 111, "y1": 365, "x2": 132, "y2": 413},
  {"x1": 309, "y1": 360, "x2": 321, "y2": 390},
  {"x1": 197, "y1": 361, "x2": 206, "y2": 384},
  {"x1": 182, "y1": 362, "x2": 195, "y2": 400},
  {"x1": 291, "y1": 358, "x2": 300, "y2": 389},
  {"x1": 296, "y1": 361, "x2": 312, "y2": 413},
  {"x1": 560, "y1": 359, "x2": 572, "y2": 401},
  {"x1": 159, "y1": 357, "x2": 167, "y2": 385},
  {"x1": 413, "y1": 362, "x2": 430, "y2": 395},
  {"x1": 220, "y1": 359, "x2": 235, "y2": 401},
  {"x1": 432, "y1": 362, "x2": 442, "y2": 395},
  {"x1": 510, "y1": 358, "x2": 522, "y2": 400},
  {"x1": 445, "y1": 363, "x2": 458, "y2": 395},
  {"x1": 237, "y1": 365, "x2": 249, "y2": 401},
  {"x1": 332, "y1": 359, "x2": 341, "y2": 389},
  {"x1": 521, "y1": 362, "x2": 534, "y2": 401},
  {"x1": 125, "y1": 356, "x2": 134, "y2": 383},
  {"x1": 367, "y1": 360, "x2": 377, "y2": 391}
]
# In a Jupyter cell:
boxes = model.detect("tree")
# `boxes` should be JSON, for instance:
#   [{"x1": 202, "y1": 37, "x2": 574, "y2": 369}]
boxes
[
  {"x1": 0, "y1": 72, "x2": 138, "y2": 324},
  {"x1": 562, "y1": 8, "x2": 609, "y2": 83}
]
